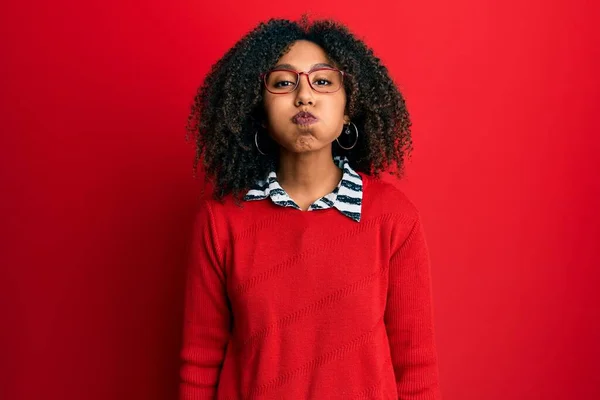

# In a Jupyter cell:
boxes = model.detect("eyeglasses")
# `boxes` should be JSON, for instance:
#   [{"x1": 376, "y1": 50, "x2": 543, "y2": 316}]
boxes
[{"x1": 260, "y1": 67, "x2": 348, "y2": 94}]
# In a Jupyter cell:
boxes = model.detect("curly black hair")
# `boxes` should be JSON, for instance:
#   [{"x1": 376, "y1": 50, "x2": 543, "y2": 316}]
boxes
[{"x1": 186, "y1": 14, "x2": 413, "y2": 202}]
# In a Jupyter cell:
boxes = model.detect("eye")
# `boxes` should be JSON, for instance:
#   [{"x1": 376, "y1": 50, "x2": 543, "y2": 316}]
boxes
[
  {"x1": 313, "y1": 79, "x2": 332, "y2": 86},
  {"x1": 274, "y1": 80, "x2": 295, "y2": 88}
]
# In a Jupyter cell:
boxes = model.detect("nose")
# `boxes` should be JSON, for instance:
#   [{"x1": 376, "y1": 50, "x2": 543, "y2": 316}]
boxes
[{"x1": 294, "y1": 72, "x2": 314, "y2": 105}]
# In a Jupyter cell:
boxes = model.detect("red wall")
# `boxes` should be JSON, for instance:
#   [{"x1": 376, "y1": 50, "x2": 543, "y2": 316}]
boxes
[{"x1": 2, "y1": 1, "x2": 599, "y2": 399}]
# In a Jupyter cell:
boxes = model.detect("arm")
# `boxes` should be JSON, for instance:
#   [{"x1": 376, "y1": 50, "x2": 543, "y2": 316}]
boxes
[
  {"x1": 384, "y1": 215, "x2": 442, "y2": 399},
  {"x1": 180, "y1": 200, "x2": 231, "y2": 400}
]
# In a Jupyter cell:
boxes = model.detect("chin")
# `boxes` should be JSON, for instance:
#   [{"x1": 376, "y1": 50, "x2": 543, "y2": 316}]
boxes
[{"x1": 294, "y1": 125, "x2": 317, "y2": 135}]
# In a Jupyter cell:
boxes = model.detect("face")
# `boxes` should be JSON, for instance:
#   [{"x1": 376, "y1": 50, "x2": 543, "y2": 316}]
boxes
[{"x1": 262, "y1": 40, "x2": 349, "y2": 154}]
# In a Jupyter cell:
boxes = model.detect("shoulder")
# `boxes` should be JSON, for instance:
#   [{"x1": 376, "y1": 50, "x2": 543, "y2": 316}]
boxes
[
  {"x1": 194, "y1": 191, "x2": 274, "y2": 236},
  {"x1": 359, "y1": 173, "x2": 428, "y2": 252},
  {"x1": 194, "y1": 192, "x2": 243, "y2": 226},
  {"x1": 190, "y1": 193, "x2": 238, "y2": 236},
  {"x1": 359, "y1": 172, "x2": 421, "y2": 222}
]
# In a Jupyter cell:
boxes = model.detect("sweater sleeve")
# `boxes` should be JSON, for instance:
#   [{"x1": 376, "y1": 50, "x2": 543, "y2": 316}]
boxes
[
  {"x1": 179, "y1": 200, "x2": 231, "y2": 400},
  {"x1": 384, "y1": 215, "x2": 442, "y2": 399}
]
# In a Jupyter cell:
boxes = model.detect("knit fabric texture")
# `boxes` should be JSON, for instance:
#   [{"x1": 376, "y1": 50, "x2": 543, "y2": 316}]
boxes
[{"x1": 180, "y1": 172, "x2": 441, "y2": 399}]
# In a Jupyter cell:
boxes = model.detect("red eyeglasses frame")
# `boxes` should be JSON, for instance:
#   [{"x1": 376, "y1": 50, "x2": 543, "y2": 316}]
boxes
[{"x1": 260, "y1": 67, "x2": 351, "y2": 94}]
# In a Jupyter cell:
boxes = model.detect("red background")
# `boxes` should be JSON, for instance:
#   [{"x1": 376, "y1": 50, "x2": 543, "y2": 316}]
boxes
[{"x1": 2, "y1": 1, "x2": 599, "y2": 399}]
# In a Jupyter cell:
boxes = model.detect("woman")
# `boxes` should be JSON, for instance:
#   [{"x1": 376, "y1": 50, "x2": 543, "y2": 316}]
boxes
[{"x1": 180, "y1": 15, "x2": 442, "y2": 399}]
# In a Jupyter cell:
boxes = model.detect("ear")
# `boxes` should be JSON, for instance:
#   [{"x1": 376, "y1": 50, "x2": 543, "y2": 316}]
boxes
[{"x1": 343, "y1": 115, "x2": 350, "y2": 124}]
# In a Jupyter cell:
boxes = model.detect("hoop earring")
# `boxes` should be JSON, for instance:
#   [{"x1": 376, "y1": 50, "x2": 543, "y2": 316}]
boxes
[
  {"x1": 336, "y1": 121, "x2": 358, "y2": 150},
  {"x1": 255, "y1": 131, "x2": 267, "y2": 155}
]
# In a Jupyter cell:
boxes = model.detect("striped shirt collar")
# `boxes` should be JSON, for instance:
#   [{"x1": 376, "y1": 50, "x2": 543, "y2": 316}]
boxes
[{"x1": 243, "y1": 155, "x2": 363, "y2": 222}]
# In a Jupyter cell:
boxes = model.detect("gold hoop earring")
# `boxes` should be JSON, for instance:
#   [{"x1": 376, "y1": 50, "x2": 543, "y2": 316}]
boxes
[{"x1": 336, "y1": 121, "x2": 358, "y2": 150}]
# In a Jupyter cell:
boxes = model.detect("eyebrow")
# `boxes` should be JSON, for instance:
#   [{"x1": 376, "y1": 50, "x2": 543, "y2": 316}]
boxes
[{"x1": 272, "y1": 62, "x2": 335, "y2": 71}]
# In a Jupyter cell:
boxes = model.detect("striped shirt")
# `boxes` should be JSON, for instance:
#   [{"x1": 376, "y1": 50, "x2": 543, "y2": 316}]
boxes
[{"x1": 243, "y1": 155, "x2": 363, "y2": 222}]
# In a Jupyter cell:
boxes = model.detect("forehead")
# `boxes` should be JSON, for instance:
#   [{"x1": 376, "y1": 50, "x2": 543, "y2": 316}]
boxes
[{"x1": 275, "y1": 40, "x2": 334, "y2": 71}]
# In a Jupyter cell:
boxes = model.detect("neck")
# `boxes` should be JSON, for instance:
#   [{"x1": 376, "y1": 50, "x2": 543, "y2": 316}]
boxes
[{"x1": 276, "y1": 147, "x2": 343, "y2": 210}]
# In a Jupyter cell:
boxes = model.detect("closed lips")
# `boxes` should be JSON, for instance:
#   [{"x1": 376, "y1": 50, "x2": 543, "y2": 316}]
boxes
[{"x1": 292, "y1": 112, "x2": 317, "y2": 122}]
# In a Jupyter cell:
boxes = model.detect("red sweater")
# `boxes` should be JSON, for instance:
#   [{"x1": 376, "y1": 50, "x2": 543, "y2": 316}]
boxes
[{"x1": 179, "y1": 173, "x2": 441, "y2": 399}]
